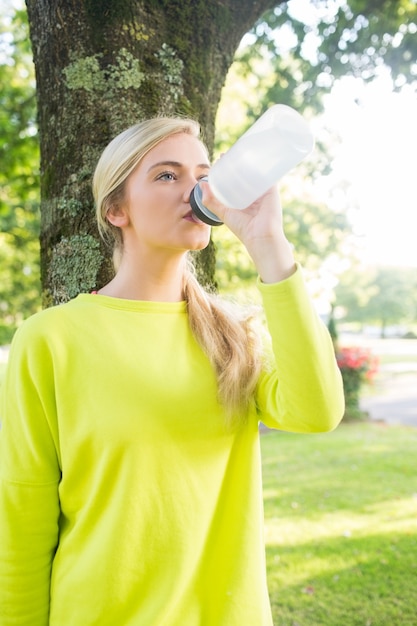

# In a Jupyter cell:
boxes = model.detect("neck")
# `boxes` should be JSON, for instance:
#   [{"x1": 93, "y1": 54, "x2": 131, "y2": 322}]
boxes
[{"x1": 99, "y1": 250, "x2": 187, "y2": 302}]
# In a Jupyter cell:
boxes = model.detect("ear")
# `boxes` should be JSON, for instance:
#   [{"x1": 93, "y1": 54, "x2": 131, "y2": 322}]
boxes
[{"x1": 106, "y1": 203, "x2": 130, "y2": 228}]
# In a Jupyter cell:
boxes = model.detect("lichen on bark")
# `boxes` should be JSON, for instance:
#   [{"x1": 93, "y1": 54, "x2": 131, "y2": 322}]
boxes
[
  {"x1": 63, "y1": 48, "x2": 145, "y2": 93},
  {"x1": 49, "y1": 235, "x2": 102, "y2": 303},
  {"x1": 155, "y1": 43, "x2": 185, "y2": 104}
]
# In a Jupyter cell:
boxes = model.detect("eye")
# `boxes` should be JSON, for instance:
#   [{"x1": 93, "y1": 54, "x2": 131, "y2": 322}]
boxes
[{"x1": 156, "y1": 170, "x2": 177, "y2": 182}]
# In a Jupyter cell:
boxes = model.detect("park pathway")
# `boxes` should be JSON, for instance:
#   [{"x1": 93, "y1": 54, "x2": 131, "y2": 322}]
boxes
[{"x1": 360, "y1": 366, "x2": 417, "y2": 427}]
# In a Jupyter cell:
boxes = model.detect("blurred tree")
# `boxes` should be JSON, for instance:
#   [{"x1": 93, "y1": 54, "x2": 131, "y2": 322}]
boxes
[
  {"x1": 334, "y1": 265, "x2": 417, "y2": 336},
  {"x1": 213, "y1": 188, "x2": 351, "y2": 295},
  {"x1": 333, "y1": 262, "x2": 378, "y2": 327},
  {"x1": 0, "y1": 6, "x2": 40, "y2": 343},
  {"x1": 365, "y1": 267, "x2": 417, "y2": 337},
  {"x1": 228, "y1": 0, "x2": 417, "y2": 128}
]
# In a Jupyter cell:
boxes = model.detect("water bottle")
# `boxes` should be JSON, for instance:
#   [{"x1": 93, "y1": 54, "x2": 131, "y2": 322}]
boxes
[{"x1": 190, "y1": 104, "x2": 315, "y2": 226}]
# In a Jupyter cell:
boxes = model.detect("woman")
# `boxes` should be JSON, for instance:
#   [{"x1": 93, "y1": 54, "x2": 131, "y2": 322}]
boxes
[{"x1": 0, "y1": 116, "x2": 344, "y2": 625}]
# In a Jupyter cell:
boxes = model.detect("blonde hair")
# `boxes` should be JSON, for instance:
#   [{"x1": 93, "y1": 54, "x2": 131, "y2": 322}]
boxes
[{"x1": 93, "y1": 117, "x2": 263, "y2": 426}]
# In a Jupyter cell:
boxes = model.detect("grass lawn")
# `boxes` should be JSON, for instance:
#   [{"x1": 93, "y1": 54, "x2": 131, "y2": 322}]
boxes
[{"x1": 262, "y1": 422, "x2": 417, "y2": 626}]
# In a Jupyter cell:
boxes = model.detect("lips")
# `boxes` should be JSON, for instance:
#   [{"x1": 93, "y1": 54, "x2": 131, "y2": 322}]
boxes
[{"x1": 183, "y1": 211, "x2": 206, "y2": 225}]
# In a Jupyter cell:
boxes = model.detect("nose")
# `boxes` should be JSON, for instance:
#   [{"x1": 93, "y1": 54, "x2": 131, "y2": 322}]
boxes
[
  {"x1": 183, "y1": 185, "x2": 192, "y2": 203},
  {"x1": 183, "y1": 173, "x2": 202, "y2": 203}
]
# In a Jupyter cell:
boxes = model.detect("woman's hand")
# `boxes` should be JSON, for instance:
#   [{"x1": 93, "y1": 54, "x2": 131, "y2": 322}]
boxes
[{"x1": 199, "y1": 181, "x2": 296, "y2": 284}]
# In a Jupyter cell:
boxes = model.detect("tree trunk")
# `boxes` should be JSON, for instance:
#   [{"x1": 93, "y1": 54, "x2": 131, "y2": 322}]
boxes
[{"x1": 25, "y1": 0, "x2": 279, "y2": 304}]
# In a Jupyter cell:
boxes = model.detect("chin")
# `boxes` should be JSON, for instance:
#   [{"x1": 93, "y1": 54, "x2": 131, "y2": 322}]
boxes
[
  {"x1": 180, "y1": 230, "x2": 211, "y2": 251},
  {"x1": 188, "y1": 238, "x2": 211, "y2": 251}
]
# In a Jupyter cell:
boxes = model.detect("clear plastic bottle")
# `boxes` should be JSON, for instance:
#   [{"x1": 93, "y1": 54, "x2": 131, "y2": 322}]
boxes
[{"x1": 190, "y1": 104, "x2": 314, "y2": 225}]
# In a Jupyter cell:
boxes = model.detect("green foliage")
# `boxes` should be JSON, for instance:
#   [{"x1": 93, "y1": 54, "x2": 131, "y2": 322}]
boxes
[
  {"x1": 212, "y1": 228, "x2": 258, "y2": 299},
  {"x1": 335, "y1": 265, "x2": 417, "y2": 335},
  {"x1": 0, "y1": 5, "x2": 40, "y2": 342},
  {"x1": 262, "y1": 422, "x2": 417, "y2": 625},
  {"x1": 327, "y1": 307, "x2": 338, "y2": 344},
  {"x1": 282, "y1": 192, "x2": 350, "y2": 270},
  {"x1": 212, "y1": 185, "x2": 351, "y2": 295},
  {"x1": 366, "y1": 268, "x2": 417, "y2": 334},
  {"x1": 244, "y1": 0, "x2": 417, "y2": 119}
]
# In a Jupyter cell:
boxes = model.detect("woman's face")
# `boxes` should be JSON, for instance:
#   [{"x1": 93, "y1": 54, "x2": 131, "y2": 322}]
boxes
[{"x1": 118, "y1": 132, "x2": 211, "y2": 256}]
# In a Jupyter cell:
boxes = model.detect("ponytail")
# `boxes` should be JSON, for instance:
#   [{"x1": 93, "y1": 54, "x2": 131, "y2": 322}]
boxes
[{"x1": 183, "y1": 263, "x2": 263, "y2": 427}]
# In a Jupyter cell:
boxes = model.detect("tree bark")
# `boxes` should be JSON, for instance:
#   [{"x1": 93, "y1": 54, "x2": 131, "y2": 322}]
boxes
[{"x1": 25, "y1": 0, "x2": 279, "y2": 304}]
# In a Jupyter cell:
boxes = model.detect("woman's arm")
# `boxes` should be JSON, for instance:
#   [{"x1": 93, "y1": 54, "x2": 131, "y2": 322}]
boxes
[
  {"x1": 200, "y1": 182, "x2": 344, "y2": 432},
  {"x1": 255, "y1": 267, "x2": 345, "y2": 432},
  {"x1": 0, "y1": 323, "x2": 61, "y2": 625}
]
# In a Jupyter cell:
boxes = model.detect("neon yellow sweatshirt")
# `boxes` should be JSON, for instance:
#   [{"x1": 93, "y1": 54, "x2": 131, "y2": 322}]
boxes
[{"x1": 0, "y1": 268, "x2": 344, "y2": 625}]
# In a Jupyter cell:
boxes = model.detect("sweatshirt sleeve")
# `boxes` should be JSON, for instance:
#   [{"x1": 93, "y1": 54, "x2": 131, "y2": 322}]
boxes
[
  {"x1": 255, "y1": 265, "x2": 345, "y2": 433},
  {"x1": 0, "y1": 321, "x2": 61, "y2": 625}
]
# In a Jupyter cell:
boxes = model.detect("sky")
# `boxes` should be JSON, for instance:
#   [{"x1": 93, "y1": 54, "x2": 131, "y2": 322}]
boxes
[{"x1": 318, "y1": 73, "x2": 417, "y2": 269}]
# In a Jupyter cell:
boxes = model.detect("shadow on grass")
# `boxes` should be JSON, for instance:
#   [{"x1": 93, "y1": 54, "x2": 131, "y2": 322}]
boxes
[
  {"x1": 261, "y1": 424, "x2": 417, "y2": 516},
  {"x1": 267, "y1": 532, "x2": 417, "y2": 626},
  {"x1": 261, "y1": 424, "x2": 417, "y2": 625}
]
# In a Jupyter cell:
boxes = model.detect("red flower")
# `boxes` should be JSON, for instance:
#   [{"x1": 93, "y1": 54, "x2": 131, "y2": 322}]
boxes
[{"x1": 336, "y1": 346, "x2": 379, "y2": 381}]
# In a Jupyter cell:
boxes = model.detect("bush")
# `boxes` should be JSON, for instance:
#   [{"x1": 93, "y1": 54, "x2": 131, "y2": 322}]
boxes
[{"x1": 336, "y1": 346, "x2": 378, "y2": 420}]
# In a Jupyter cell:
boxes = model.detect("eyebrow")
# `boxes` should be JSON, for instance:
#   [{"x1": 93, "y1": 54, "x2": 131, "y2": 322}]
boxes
[{"x1": 147, "y1": 160, "x2": 210, "y2": 173}]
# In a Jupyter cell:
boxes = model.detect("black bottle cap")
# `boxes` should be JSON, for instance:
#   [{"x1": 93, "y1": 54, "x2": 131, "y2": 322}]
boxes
[{"x1": 190, "y1": 178, "x2": 223, "y2": 226}]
